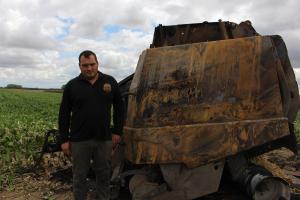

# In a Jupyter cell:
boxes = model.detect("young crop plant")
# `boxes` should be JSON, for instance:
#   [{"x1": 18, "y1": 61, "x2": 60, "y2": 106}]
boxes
[{"x1": 0, "y1": 89, "x2": 61, "y2": 190}]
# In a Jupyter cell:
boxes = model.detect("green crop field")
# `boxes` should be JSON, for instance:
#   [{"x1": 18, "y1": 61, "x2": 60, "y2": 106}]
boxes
[
  {"x1": 0, "y1": 89, "x2": 62, "y2": 190},
  {"x1": 0, "y1": 88, "x2": 300, "y2": 191},
  {"x1": 295, "y1": 113, "x2": 300, "y2": 140}
]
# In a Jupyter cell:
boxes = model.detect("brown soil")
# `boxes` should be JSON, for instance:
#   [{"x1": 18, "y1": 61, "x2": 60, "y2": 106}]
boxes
[{"x1": 1, "y1": 148, "x2": 300, "y2": 200}]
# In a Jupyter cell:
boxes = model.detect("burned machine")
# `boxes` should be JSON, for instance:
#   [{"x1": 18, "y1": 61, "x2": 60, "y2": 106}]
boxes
[{"x1": 114, "y1": 20, "x2": 300, "y2": 200}]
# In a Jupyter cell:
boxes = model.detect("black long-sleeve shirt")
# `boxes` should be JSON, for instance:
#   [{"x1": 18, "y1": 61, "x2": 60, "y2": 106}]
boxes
[{"x1": 58, "y1": 72, "x2": 124, "y2": 143}]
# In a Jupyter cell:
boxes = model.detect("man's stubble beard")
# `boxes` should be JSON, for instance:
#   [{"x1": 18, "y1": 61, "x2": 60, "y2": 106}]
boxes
[{"x1": 83, "y1": 72, "x2": 98, "y2": 80}]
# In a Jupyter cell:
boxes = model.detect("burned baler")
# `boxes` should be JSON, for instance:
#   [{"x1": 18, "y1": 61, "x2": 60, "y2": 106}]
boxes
[{"x1": 119, "y1": 21, "x2": 300, "y2": 200}]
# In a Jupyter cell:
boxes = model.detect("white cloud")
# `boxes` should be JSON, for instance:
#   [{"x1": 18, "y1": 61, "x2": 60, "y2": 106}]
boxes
[{"x1": 0, "y1": 0, "x2": 299, "y2": 88}]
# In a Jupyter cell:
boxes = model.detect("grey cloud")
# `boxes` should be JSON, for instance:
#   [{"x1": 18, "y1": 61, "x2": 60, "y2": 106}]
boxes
[
  {"x1": 278, "y1": 30, "x2": 300, "y2": 68},
  {"x1": 1, "y1": 35, "x2": 57, "y2": 50},
  {"x1": 69, "y1": 17, "x2": 106, "y2": 39},
  {"x1": 0, "y1": 25, "x2": 58, "y2": 51},
  {"x1": 1, "y1": 0, "x2": 300, "y2": 88},
  {"x1": 0, "y1": 51, "x2": 40, "y2": 68}
]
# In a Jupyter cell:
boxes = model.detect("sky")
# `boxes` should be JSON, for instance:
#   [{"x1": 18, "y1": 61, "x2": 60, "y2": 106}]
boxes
[{"x1": 0, "y1": 0, "x2": 299, "y2": 88}]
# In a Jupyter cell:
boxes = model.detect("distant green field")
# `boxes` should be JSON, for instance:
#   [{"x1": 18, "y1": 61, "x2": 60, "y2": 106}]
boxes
[
  {"x1": 295, "y1": 112, "x2": 300, "y2": 138},
  {"x1": 0, "y1": 89, "x2": 61, "y2": 189}
]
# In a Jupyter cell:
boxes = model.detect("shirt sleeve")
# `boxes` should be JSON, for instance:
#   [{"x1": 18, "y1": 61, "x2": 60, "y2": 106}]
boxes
[
  {"x1": 111, "y1": 78, "x2": 125, "y2": 135},
  {"x1": 58, "y1": 83, "x2": 72, "y2": 143}
]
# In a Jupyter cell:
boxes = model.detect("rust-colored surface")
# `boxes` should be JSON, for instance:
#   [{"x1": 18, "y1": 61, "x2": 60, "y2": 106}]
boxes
[
  {"x1": 124, "y1": 36, "x2": 292, "y2": 167},
  {"x1": 124, "y1": 118, "x2": 289, "y2": 168},
  {"x1": 150, "y1": 21, "x2": 259, "y2": 48},
  {"x1": 271, "y1": 35, "x2": 300, "y2": 122}
]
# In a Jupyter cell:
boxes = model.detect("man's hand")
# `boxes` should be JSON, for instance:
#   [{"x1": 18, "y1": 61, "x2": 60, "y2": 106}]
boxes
[
  {"x1": 61, "y1": 142, "x2": 70, "y2": 155},
  {"x1": 112, "y1": 134, "x2": 121, "y2": 149}
]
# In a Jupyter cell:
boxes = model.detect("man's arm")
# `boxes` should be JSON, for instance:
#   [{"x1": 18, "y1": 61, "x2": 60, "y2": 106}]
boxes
[
  {"x1": 58, "y1": 84, "x2": 72, "y2": 154},
  {"x1": 111, "y1": 79, "x2": 125, "y2": 148}
]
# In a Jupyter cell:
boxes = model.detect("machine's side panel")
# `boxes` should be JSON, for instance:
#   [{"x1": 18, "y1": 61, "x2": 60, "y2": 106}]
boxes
[{"x1": 124, "y1": 36, "x2": 290, "y2": 167}]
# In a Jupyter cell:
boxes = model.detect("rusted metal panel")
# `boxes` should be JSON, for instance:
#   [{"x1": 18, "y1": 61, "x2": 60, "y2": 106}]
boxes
[
  {"x1": 128, "y1": 36, "x2": 284, "y2": 127},
  {"x1": 124, "y1": 118, "x2": 289, "y2": 168},
  {"x1": 160, "y1": 161, "x2": 224, "y2": 199},
  {"x1": 231, "y1": 20, "x2": 259, "y2": 38},
  {"x1": 150, "y1": 21, "x2": 259, "y2": 48},
  {"x1": 271, "y1": 35, "x2": 300, "y2": 122},
  {"x1": 124, "y1": 36, "x2": 291, "y2": 167}
]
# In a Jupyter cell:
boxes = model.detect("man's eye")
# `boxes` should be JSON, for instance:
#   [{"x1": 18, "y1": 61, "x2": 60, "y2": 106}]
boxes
[{"x1": 82, "y1": 63, "x2": 96, "y2": 67}]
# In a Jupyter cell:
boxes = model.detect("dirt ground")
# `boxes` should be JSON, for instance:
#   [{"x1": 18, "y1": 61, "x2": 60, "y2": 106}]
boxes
[
  {"x1": 0, "y1": 152, "x2": 131, "y2": 200},
  {"x1": 0, "y1": 152, "x2": 73, "y2": 200},
  {"x1": 1, "y1": 147, "x2": 300, "y2": 200}
]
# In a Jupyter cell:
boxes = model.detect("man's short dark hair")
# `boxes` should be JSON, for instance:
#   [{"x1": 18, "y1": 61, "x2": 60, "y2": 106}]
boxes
[{"x1": 78, "y1": 50, "x2": 98, "y2": 64}]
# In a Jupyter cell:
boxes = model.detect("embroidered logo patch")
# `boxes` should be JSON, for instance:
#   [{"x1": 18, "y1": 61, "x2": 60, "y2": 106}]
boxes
[{"x1": 103, "y1": 83, "x2": 112, "y2": 93}]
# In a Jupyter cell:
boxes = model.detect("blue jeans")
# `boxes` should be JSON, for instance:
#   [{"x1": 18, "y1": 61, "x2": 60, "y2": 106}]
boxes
[{"x1": 71, "y1": 139, "x2": 112, "y2": 200}]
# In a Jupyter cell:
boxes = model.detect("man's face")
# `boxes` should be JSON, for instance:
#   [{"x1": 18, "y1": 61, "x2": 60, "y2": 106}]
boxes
[{"x1": 79, "y1": 55, "x2": 98, "y2": 80}]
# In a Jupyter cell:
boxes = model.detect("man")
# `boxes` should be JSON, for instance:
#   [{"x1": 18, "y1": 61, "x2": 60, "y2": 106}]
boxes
[{"x1": 59, "y1": 50, "x2": 124, "y2": 200}]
